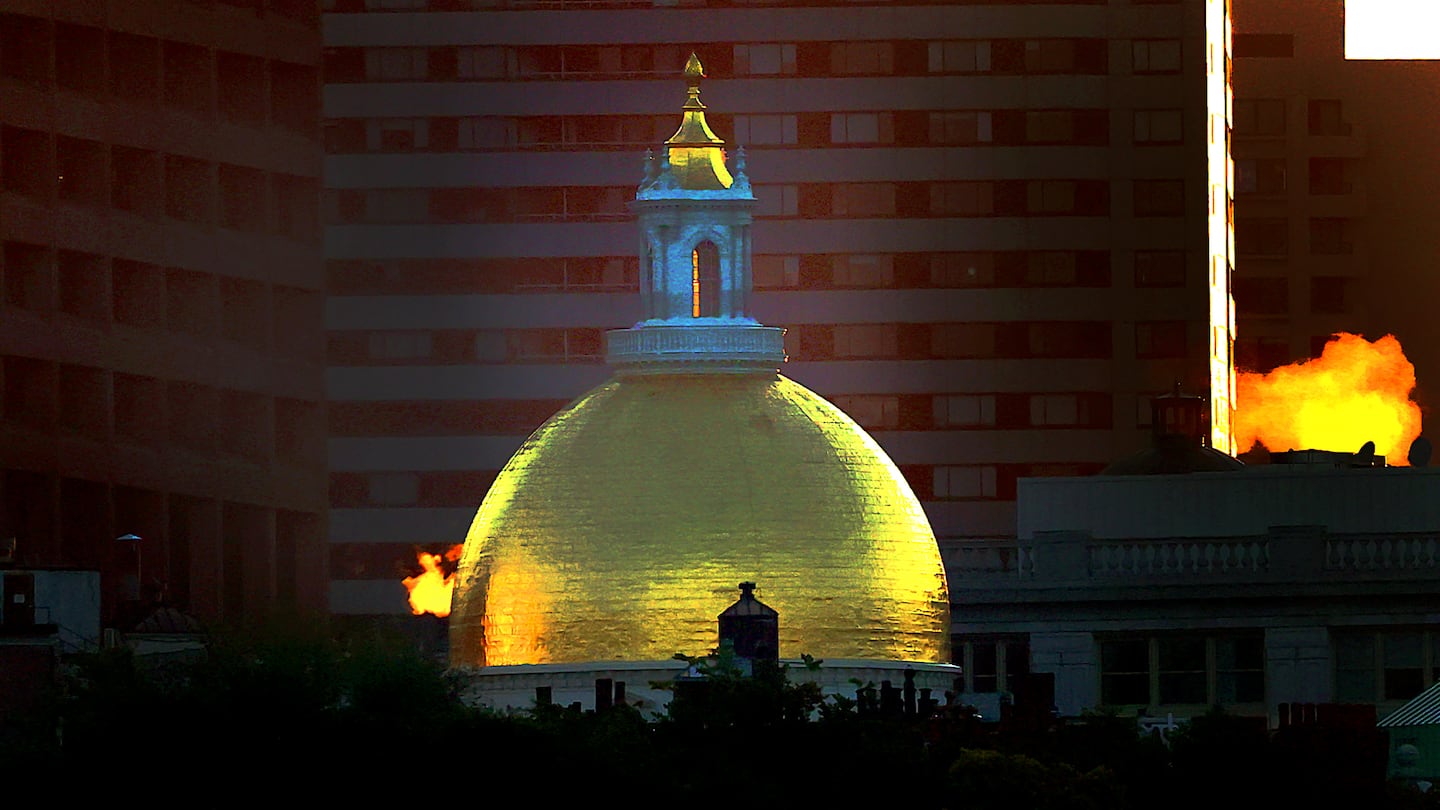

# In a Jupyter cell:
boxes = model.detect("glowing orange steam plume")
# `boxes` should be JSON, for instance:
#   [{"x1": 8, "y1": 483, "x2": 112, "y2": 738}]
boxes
[
  {"x1": 1235, "y1": 333, "x2": 1422, "y2": 464},
  {"x1": 403, "y1": 544, "x2": 464, "y2": 617}
]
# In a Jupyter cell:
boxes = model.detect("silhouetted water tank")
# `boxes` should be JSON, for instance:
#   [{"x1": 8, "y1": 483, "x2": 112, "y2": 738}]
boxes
[
  {"x1": 1101, "y1": 387, "x2": 1245, "y2": 475},
  {"x1": 717, "y1": 582, "x2": 778, "y2": 661}
]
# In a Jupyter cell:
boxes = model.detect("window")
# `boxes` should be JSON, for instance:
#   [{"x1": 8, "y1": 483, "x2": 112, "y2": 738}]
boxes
[
  {"x1": 954, "y1": 638, "x2": 1029, "y2": 694},
  {"x1": 934, "y1": 466, "x2": 997, "y2": 499},
  {"x1": 1135, "y1": 251, "x2": 1186, "y2": 287},
  {"x1": 1234, "y1": 336, "x2": 1291, "y2": 373},
  {"x1": 364, "y1": 48, "x2": 428, "y2": 80},
  {"x1": 1102, "y1": 635, "x2": 1265, "y2": 709},
  {"x1": 691, "y1": 241, "x2": 720, "y2": 318},
  {"x1": 368, "y1": 331, "x2": 433, "y2": 360},
  {"x1": 831, "y1": 395, "x2": 899, "y2": 430},
  {"x1": 931, "y1": 253, "x2": 996, "y2": 287},
  {"x1": 366, "y1": 118, "x2": 429, "y2": 151},
  {"x1": 1026, "y1": 111, "x2": 1074, "y2": 143},
  {"x1": 459, "y1": 117, "x2": 516, "y2": 149},
  {"x1": 1233, "y1": 33, "x2": 1294, "y2": 58},
  {"x1": 833, "y1": 324, "x2": 897, "y2": 358},
  {"x1": 1234, "y1": 99, "x2": 1286, "y2": 136},
  {"x1": 1025, "y1": 39, "x2": 1077, "y2": 72},
  {"x1": 1233, "y1": 277, "x2": 1288, "y2": 316},
  {"x1": 931, "y1": 182, "x2": 994, "y2": 216},
  {"x1": 1132, "y1": 39, "x2": 1182, "y2": 73},
  {"x1": 1134, "y1": 179, "x2": 1185, "y2": 216},
  {"x1": 831, "y1": 42, "x2": 893, "y2": 74},
  {"x1": 1310, "y1": 218, "x2": 1353, "y2": 255},
  {"x1": 932, "y1": 323, "x2": 996, "y2": 357},
  {"x1": 929, "y1": 41, "x2": 991, "y2": 73},
  {"x1": 365, "y1": 189, "x2": 430, "y2": 223},
  {"x1": 1236, "y1": 158, "x2": 1286, "y2": 195},
  {"x1": 368, "y1": 473, "x2": 419, "y2": 506},
  {"x1": 753, "y1": 255, "x2": 799, "y2": 289},
  {"x1": 929, "y1": 112, "x2": 993, "y2": 144},
  {"x1": 831, "y1": 254, "x2": 893, "y2": 287},
  {"x1": 735, "y1": 114, "x2": 798, "y2": 145},
  {"x1": 1030, "y1": 394, "x2": 1084, "y2": 426},
  {"x1": 1236, "y1": 218, "x2": 1289, "y2": 256},
  {"x1": 1030, "y1": 322, "x2": 1109, "y2": 358},
  {"x1": 1308, "y1": 157, "x2": 1349, "y2": 194},
  {"x1": 1134, "y1": 110, "x2": 1183, "y2": 144},
  {"x1": 1025, "y1": 252, "x2": 1077, "y2": 285},
  {"x1": 1135, "y1": 321, "x2": 1187, "y2": 359},
  {"x1": 754, "y1": 184, "x2": 798, "y2": 217},
  {"x1": 934, "y1": 394, "x2": 996, "y2": 427},
  {"x1": 734, "y1": 43, "x2": 796, "y2": 75},
  {"x1": 1334, "y1": 630, "x2": 1440, "y2": 703},
  {"x1": 457, "y1": 46, "x2": 506, "y2": 78},
  {"x1": 1310, "y1": 276, "x2": 1353, "y2": 314},
  {"x1": 831, "y1": 112, "x2": 893, "y2": 144},
  {"x1": 833, "y1": 183, "x2": 896, "y2": 217},
  {"x1": 1027, "y1": 181, "x2": 1077, "y2": 214},
  {"x1": 1308, "y1": 99, "x2": 1349, "y2": 135}
]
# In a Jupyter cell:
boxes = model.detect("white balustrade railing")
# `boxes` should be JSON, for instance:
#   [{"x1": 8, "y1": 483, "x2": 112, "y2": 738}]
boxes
[
  {"x1": 1325, "y1": 535, "x2": 1440, "y2": 571},
  {"x1": 1088, "y1": 539, "x2": 1269, "y2": 576}
]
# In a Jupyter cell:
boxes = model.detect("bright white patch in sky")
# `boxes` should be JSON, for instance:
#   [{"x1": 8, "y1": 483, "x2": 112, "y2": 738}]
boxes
[{"x1": 1346, "y1": 0, "x2": 1440, "y2": 59}]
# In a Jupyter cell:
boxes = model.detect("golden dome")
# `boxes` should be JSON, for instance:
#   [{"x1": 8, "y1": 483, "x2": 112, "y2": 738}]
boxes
[{"x1": 450, "y1": 371, "x2": 951, "y2": 667}]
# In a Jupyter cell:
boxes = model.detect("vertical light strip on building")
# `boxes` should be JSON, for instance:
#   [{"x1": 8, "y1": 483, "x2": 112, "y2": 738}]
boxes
[{"x1": 1207, "y1": 0, "x2": 1237, "y2": 452}]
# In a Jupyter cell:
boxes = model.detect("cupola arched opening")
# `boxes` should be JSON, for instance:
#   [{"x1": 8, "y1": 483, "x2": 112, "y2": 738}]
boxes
[{"x1": 691, "y1": 240, "x2": 721, "y2": 318}]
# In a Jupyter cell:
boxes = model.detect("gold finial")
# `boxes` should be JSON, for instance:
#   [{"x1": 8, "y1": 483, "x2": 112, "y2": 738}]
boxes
[
  {"x1": 684, "y1": 52, "x2": 705, "y2": 83},
  {"x1": 664, "y1": 51, "x2": 731, "y2": 188}
]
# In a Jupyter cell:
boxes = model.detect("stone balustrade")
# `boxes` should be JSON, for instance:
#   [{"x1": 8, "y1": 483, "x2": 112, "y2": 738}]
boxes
[{"x1": 606, "y1": 324, "x2": 785, "y2": 370}]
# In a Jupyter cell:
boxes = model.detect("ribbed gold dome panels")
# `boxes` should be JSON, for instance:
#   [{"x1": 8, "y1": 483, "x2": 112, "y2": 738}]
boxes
[{"x1": 450, "y1": 372, "x2": 951, "y2": 667}]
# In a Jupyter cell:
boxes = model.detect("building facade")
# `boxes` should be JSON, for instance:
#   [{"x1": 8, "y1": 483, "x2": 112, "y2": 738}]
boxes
[
  {"x1": 1232, "y1": 0, "x2": 1440, "y2": 408},
  {"x1": 951, "y1": 460, "x2": 1440, "y2": 725},
  {"x1": 0, "y1": 0, "x2": 328, "y2": 624},
  {"x1": 321, "y1": 0, "x2": 1234, "y2": 619}
]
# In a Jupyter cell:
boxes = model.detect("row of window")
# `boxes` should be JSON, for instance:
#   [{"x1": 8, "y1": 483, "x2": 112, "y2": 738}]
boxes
[
  {"x1": 328, "y1": 391, "x2": 1187, "y2": 439},
  {"x1": 2, "y1": 241, "x2": 323, "y2": 352},
  {"x1": 0, "y1": 15, "x2": 317, "y2": 131},
  {"x1": 331, "y1": 461, "x2": 1105, "y2": 508},
  {"x1": 1233, "y1": 275, "x2": 1356, "y2": 317},
  {"x1": 1233, "y1": 98, "x2": 1352, "y2": 137},
  {"x1": 324, "y1": 38, "x2": 1139, "y2": 82},
  {"x1": 0, "y1": 127, "x2": 319, "y2": 240},
  {"x1": 1235, "y1": 217, "x2": 1355, "y2": 257},
  {"x1": 1236, "y1": 157, "x2": 1353, "y2": 196},
  {"x1": 326, "y1": 251, "x2": 1188, "y2": 295},
  {"x1": 1092, "y1": 629, "x2": 1440, "y2": 710},
  {"x1": 328, "y1": 108, "x2": 1180, "y2": 152},
  {"x1": 327, "y1": 179, "x2": 1187, "y2": 224},
  {"x1": 1232, "y1": 335, "x2": 1340, "y2": 375},
  {"x1": 332, "y1": 320, "x2": 1190, "y2": 365},
  {"x1": 0, "y1": 354, "x2": 322, "y2": 464}
]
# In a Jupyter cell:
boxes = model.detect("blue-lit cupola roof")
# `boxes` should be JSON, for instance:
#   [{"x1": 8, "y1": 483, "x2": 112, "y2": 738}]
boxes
[{"x1": 605, "y1": 53, "x2": 784, "y2": 374}]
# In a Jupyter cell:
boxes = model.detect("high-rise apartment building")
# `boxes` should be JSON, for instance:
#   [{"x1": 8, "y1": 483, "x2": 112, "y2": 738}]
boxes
[
  {"x1": 322, "y1": 0, "x2": 1233, "y2": 619},
  {"x1": 1232, "y1": 0, "x2": 1440, "y2": 412},
  {"x1": 0, "y1": 0, "x2": 327, "y2": 625}
]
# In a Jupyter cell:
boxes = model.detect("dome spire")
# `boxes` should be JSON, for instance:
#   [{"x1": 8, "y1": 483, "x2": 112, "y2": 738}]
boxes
[
  {"x1": 667, "y1": 53, "x2": 724, "y2": 147},
  {"x1": 609, "y1": 54, "x2": 780, "y2": 374}
]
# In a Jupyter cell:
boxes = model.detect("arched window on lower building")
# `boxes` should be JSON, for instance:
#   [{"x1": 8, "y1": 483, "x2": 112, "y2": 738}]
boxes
[{"x1": 692, "y1": 241, "x2": 720, "y2": 318}]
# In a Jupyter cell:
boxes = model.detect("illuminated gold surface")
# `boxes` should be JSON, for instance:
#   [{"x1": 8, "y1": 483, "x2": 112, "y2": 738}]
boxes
[
  {"x1": 451, "y1": 372, "x2": 951, "y2": 667},
  {"x1": 664, "y1": 53, "x2": 732, "y2": 190}
]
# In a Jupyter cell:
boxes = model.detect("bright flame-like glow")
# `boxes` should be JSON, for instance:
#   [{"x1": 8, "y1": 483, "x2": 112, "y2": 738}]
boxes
[
  {"x1": 1235, "y1": 333, "x2": 1422, "y2": 463},
  {"x1": 1346, "y1": 0, "x2": 1440, "y2": 59},
  {"x1": 403, "y1": 544, "x2": 463, "y2": 617}
]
